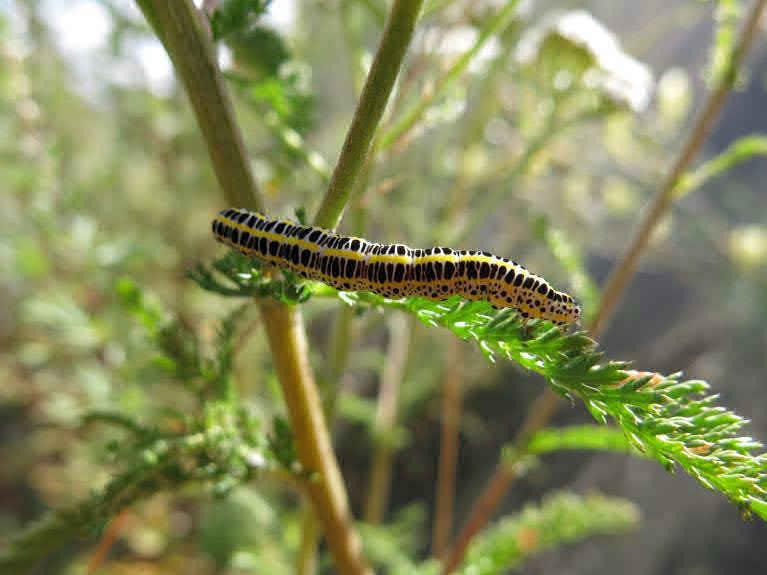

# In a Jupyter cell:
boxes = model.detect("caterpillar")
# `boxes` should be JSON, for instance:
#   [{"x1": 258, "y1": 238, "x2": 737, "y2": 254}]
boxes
[{"x1": 211, "y1": 208, "x2": 581, "y2": 325}]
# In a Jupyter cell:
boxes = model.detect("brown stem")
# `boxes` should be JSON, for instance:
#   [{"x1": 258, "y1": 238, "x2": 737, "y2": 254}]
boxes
[
  {"x1": 440, "y1": 2, "x2": 767, "y2": 571},
  {"x1": 297, "y1": 503, "x2": 319, "y2": 575},
  {"x1": 440, "y1": 389, "x2": 559, "y2": 573},
  {"x1": 261, "y1": 303, "x2": 371, "y2": 574},
  {"x1": 364, "y1": 314, "x2": 413, "y2": 523},
  {"x1": 432, "y1": 337, "x2": 464, "y2": 557},
  {"x1": 86, "y1": 509, "x2": 130, "y2": 574},
  {"x1": 431, "y1": 40, "x2": 516, "y2": 557},
  {"x1": 591, "y1": 0, "x2": 767, "y2": 335},
  {"x1": 442, "y1": 464, "x2": 518, "y2": 574}
]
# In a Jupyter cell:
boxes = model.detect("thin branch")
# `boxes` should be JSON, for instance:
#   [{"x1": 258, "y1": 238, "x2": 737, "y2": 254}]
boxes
[
  {"x1": 297, "y1": 503, "x2": 319, "y2": 575},
  {"x1": 323, "y1": 163, "x2": 373, "y2": 418},
  {"x1": 441, "y1": 390, "x2": 558, "y2": 574},
  {"x1": 442, "y1": 464, "x2": 518, "y2": 574},
  {"x1": 591, "y1": 0, "x2": 767, "y2": 334},
  {"x1": 440, "y1": 2, "x2": 767, "y2": 571},
  {"x1": 313, "y1": 0, "x2": 425, "y2": 230},
  {"x1": 431, "y1": 45, "x2": 516, "y2": 555},
  {"x1": 364, "y1": 314, "x2": 413, "y2": 523},
  {"x1": 86, "y1": 510, "x2": 130, "y2": 574},
  {"x1": 432, "y1": 337, "x2": 464, "y2": 557}
]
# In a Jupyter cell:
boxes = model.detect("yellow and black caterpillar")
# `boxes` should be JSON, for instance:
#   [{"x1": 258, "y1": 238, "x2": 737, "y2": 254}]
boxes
[{"x1": 212, "y1": 208, "x2": 581, "y2": 325}]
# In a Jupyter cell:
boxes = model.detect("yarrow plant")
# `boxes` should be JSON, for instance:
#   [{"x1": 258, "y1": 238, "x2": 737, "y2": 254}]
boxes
[{"x1": 2, "y1": 1, "x2": 767, "y2": 574}]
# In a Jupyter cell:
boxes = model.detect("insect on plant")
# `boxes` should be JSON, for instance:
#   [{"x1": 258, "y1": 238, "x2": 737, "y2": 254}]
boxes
[{"x1": 212, "y1": 207, "x2": 582, "y2": 325}]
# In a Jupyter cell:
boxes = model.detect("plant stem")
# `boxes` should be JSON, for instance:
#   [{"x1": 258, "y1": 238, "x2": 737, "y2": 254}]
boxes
[
  {"x1": 313, "y1": 0, "x2": 425, "y2": 230},
  {"x1": 318, "y1": 0, "x2": 427, "y2": 530},
  {"x1": 378, "y1": 0, "x2": 520, "y2": 152},
  {"x1": 136, "y1": 0, "x2": 262, "y2": 211},
  {"x1": 261, "y1": 303, "x2": 371, "y2": 574},
  {"x1": 432, "y1": 337, "x2": 463, "y2": 557},
  {"x1": 591, "y1": 0, "x2": 767, "y2": 335},
  {"x1": 323, "y1": 163, "x2": 373, "y2": 418},
  {"x1": 442, "y1": 464, "x2": 518, "y2": 574},
  {"x1": 431, "y1": 44, "x2": 516, "y2": 557},
  {"x1": 297, "y1": 503, "x2": 319, "y2": 575},
  {"x1": 441, "y1": 390, "x2": 558, "y2": 574},
  {"x1": 138, "y1": 2, "x2": 372, "y2": 573},
  {"x1": 86, "y1": 510, "x2": 130, "y2": 574},
  {"x1": 364, "y1": 314, "x2": 413, "y2": 523},
  {"x1": 440, "y1": 2, "x2": 767, "y2": 571}
]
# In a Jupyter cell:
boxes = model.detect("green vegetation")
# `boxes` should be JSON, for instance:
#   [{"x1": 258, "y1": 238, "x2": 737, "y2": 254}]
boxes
[{"x1": 2, "y1": 1, "x2": 767, "y2": 574}]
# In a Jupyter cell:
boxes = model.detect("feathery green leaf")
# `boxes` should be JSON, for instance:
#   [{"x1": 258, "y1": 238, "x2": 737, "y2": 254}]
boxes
[
  {"x1": 195, "y1": 256, "x2": 767, "y2": 518},
  {"x1": 457, "y1": 492, "x2": 639, "y2": 575}
]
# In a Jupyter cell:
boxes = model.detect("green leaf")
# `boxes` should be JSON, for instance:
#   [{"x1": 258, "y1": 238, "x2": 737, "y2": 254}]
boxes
[
  {"x1": 189, "y1": 251, "x2": 312, "y2": 304},
  {"x1": 115, "y1": 276, "x2": 164, "y2": 333},
  {"x1": 268, "y1": 415, "x2": 298, "y2": 471},
  {"x1": 203, "y1": 303, "x2": 250, "y2": 400},
  {"x1": 523, "y1": 424, "x2": 636, "y2": 457},
  {"x1": 0, "y1": 400, "x2": 269, "y2": 572},
  {"x1": 353, "y1": 296, "x2": 767, "y2": 517},
  {"x1": 199, "y1": 254, "x2": 767, "y2": 519},
  {"x1": 458, "y1": 492, "x2": 639, "y2": 574}
]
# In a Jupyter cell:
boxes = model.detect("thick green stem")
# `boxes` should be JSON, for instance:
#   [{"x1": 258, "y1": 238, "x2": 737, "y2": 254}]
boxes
[{"x1": 313, "y1": 0, "x2": 425, "y2": 229}]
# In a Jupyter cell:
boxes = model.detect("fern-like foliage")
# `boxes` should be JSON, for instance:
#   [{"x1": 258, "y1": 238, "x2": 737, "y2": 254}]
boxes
[
  {"x1": 0, "y1": 279, "x2": 302, "y2": 572},
  {"x1": 192, "y1": 257, "x2": 767, "y2": 519},
  {"x1": 520, "y1": 424, "x2": 636, "y2": 458},
  {"x1": 457, "y1": 492, "x2": 639, "y2": 575},
  {"x1": 0, "y1": 400, "x2": 269, "y2": 572},
  {"x1": 188, "y1": 251, "x2": 311, "y2": 304}
]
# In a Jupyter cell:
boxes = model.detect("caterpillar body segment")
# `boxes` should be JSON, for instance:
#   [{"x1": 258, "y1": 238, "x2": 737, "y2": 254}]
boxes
[{"x1": 211, "y1": 208, "x2": 581, "y2": 326}]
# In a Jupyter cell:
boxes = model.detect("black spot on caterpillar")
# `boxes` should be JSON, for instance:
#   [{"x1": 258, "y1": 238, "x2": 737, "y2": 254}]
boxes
[{"x1": 212, "y1": 208, "x2": 581, "y2": 325}]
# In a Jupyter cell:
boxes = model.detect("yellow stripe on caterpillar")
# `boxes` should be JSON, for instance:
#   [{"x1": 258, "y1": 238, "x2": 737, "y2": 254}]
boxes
[{"x1": 211, "y1": 208, "x2": 581, "y2": 326}]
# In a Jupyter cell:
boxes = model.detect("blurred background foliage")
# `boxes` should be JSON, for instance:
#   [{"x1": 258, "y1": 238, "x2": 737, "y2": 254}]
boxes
[{"x1": 1, "y1": 0, "x2": 767, "y2": 573}]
